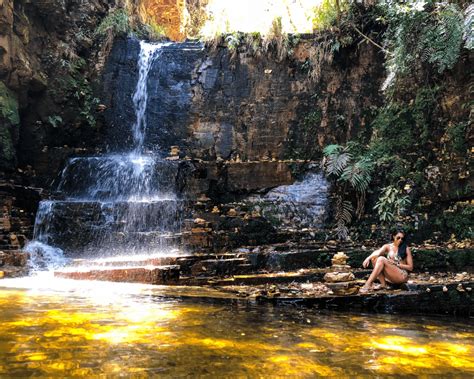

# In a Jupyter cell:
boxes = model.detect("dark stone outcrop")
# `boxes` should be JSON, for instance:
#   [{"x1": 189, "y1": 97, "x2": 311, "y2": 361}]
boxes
[
  {"x1": 0, "y1": 0, "x2": 118, "y2": 182},
  {"x1": 262, "y1": 282, "x2": 474, "y2": 317}
]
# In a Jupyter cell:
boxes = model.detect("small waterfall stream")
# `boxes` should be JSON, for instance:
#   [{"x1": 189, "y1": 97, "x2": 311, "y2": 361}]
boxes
[{"x1": 27, "y1": 42, "x2": 186, "y2": 268}]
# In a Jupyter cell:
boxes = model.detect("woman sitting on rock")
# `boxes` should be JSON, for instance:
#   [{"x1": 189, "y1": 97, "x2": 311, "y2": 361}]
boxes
[{"x1": 359, "y1": 229, "x2": 413, "y2": 293}]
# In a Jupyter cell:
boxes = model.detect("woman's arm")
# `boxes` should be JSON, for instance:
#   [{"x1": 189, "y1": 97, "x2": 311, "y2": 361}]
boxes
[
  {"x1": 399, "y1": 247, "x2": 414, "y2": 271},
  {"x1": 362, "y1": 244, "x2": 388, "y2": 268}
]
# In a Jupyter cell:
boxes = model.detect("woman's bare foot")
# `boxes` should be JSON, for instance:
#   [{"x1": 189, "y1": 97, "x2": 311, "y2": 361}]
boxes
[
  {"x1": 359, "y1": 285, "x2": 373, "y2": 294},
  {"x1": 373, "y1": 283, "x2": 387, "y2": 291}
]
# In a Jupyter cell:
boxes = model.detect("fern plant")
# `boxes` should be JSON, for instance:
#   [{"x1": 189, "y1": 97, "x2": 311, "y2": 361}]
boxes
[
  {"x1": 464, "y1": 4, "x2": 474, "y2": 50},
  {"x1": 322, "y1": 144, "x2": 374, "y2": 240},
  {"x1": 382, "y1": 1, "x2": 464, "y2": 88}
]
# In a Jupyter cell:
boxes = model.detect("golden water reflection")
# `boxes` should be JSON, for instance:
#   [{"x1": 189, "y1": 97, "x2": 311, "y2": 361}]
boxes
[{"x1": 0, "y1": 287, "x2": 473, "y2": 376}]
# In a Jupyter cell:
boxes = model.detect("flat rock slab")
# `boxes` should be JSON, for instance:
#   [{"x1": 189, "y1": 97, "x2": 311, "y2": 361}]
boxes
[
  {"x1": 254, "y1": 281, "x2": 474, "y2": 317},
  {"x1": 72, "y1": 256, "x2": 184, "y2": 267},
  {"x1": 191, "y1": 258, "x2": 249, "y2": 276},
  {"x1": 180, "y1": 269, "x2": 370, "y2": 286},
  {"x1": 55, "y1": 265, "x2": 180, "y2": 284}
]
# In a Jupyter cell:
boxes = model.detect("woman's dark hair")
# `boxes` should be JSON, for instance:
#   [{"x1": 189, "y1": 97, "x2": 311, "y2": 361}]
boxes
[{"x1": 391, "y1": 229, "x2": 408, "y2": 259}]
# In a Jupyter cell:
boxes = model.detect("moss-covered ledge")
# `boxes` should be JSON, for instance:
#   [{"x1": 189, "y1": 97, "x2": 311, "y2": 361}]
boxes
[
  {"x1": 0, "y1": 82, "x2": 20, "y2": 170},
  {"x1": 253, "y1": 248, "x2": 474, "y2": 273},
  {"x1": 346, "y1": 248, "x2": 474, "y2": 272}
]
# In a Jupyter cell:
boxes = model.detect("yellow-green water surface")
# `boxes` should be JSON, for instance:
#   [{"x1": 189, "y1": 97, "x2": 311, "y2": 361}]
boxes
[{"x1": 0, "y1": 277, "x2": 473, "y2": 377}]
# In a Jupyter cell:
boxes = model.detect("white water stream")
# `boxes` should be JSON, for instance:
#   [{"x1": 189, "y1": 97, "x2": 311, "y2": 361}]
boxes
[{"x1": 25, "y1": 42, "x2": 181, "y2": 269}]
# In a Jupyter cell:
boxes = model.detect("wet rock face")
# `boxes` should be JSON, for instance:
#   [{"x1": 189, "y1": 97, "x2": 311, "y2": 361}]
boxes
[
  {"x1": 187, "y1": 40, "x2": 385, "y2": 161},
  {"x1": 102, "y1": 37, "x2": 385, "y2": 161},
  {"x1": 102, "y1": 38, "x2": 206, "y2": 152}
]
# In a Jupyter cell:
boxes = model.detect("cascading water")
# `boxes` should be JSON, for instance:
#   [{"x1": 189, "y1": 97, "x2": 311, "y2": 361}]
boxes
[
  {"x1": 26, "y1": 41, "x2": 188, "y2": 269},
  {"x1": 246, "y1": 171, "x2": 330, "y2": 229},
  {"x1": 132, "y1": 42, "x2": 169, "y2": 152}
]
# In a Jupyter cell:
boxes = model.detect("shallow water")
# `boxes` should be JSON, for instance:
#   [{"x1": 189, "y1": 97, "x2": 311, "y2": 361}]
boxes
[{"x1": 0, "y1": 276, "x2": 473, "y2": 377}]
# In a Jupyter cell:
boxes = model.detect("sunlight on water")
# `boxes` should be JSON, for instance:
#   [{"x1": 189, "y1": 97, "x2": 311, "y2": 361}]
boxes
[{"x1": 0, "y1": 280, "x2": 473, "y2": 377}]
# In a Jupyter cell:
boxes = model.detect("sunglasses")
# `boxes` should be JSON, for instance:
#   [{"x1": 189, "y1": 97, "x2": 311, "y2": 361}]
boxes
[{"x1": 395, "y1": 236, "x2": 404, "y2": 241}]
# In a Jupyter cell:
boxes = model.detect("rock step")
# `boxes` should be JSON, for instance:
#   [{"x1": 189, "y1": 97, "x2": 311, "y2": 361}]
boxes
[
  {"x1": 71, "y1": 256, "x2": 185, "y2": 267},
  {"x1": 180, "y1": 269, "x2": 371, "y2": 286},
  {"x1": 54, "y1": 265, "x2": 180, "y2": 284},
  {"x1": 70, "y1": 253, "x2": 245, "y2": 267},
  {"x1": 190, "y1": 258, "x2": 250, "y2": 276}
]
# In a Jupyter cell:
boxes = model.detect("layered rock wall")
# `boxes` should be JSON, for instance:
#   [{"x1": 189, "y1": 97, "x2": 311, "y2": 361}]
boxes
[
  {"x1": 0, "y1": 0, "x2": 120, "y2": 180},
  {"x1": 187, "y1": 39, "x2": 384, "y2": 161},
  {"x1": 103, "y1": 36, "x2": 386, "y2": 162}
]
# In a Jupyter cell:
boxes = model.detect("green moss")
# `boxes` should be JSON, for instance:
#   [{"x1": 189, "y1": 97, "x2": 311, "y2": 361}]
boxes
[
  {"x1": 447, "y1": 121, "x2": 468, "y2": 155},
  {"x1": 0, "y1": 82, "x2": 19, "y2": 168},
  {"x1": 48, "y1": 59, "x2": 100, "y2": 129},
  {"x1": 0, "y1": 82, "x2": 19, "y2": 126},
  {"x1": 434, "y1": 203, "x2": 474, "y2": 240},
  {"x1": 284, "y1": 109, "x2": 323, "y2": 160},
  {"x1": 0, "y1": 124, "x2": 15, "y2": 166}
]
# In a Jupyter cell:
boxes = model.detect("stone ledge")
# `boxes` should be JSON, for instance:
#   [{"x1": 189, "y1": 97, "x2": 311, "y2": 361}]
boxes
[
  {"x1": 54, "y1": 265, "x2": 180, "y2": 285},
  {"x1": 258, "y1": 281, "x2": 474, "y2": 317}
]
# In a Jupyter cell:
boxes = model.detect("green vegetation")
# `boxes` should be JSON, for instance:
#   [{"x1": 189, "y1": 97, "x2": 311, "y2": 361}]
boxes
[
  {"x1": 0, "y1": 82, "x2": 19, "y2": 168},
  {"x1": 312, "y1": 0, "x2": 349, "y2": 30},
  {"x1": 94, "y1": 8, "x2": 166, "y2": 46},
  {"x1": 322, "y1": 143, "x2": 374, "y2": 239},
  {"x1": 0, "y1": 82, "x2": 19, "y2": 126},
  {"x1": 382, "y1": 1, "x2": 464, "y2": 87},
  {"x1": 373, "y1": 185, "x2": 411, "y2": 224},
  {"x1": 47, "y1": 115, "x2": 63, "y2": 128},
  {"x1": 49, "y1": 58, "x2": 100, "y2": 129},
  {"x1": 368, "y1": 86, "x2": 439, "y2": 186},
  {"x1": 447, "y1": 121, "x2": 468, "y2": 154},
  {"x1": 435, "y1": 202, "x2": 474, "y2": 240},
  {"x1": 94, "y1": 9, "x2": 131, "y2": 38},
  {"x1": 208, "y1": 17, "x2": 295, "y2": 62},
  {"x1": 317, "y1": 1, "x2": 471, "y2": 240}
]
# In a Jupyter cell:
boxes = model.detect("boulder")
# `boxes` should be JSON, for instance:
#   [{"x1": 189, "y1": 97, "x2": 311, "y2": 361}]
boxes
[{"x1": 324, "y1": 272, "x2": 355, "y2": 283}]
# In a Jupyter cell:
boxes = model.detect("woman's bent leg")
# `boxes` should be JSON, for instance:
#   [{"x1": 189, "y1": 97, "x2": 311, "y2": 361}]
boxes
[
  {"x1": 363, "y1": 257, "x2": 389, "y2": 288},
  {"x1": 382, "y1": 262, "x2": 408, "y2": 284}
]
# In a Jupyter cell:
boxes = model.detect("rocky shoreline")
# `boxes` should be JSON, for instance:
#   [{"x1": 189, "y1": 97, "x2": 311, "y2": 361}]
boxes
[{"x1": 2, "y1": 245, "x2": 471, "y2": 317}]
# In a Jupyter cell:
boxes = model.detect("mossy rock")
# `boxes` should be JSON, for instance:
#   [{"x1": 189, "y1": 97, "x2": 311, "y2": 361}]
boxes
[
  {"x1": 0, "y1": 82, "x2": 19, "y2": 125},
  {"x1": 0, "y1": 82, "x2": 19, "y2": 170}
]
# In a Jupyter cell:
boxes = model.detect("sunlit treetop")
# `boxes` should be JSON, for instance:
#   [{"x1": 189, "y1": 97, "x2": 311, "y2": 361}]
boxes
[{"x1": 198, "y1": 0, "x2": 323, "y2": 37}]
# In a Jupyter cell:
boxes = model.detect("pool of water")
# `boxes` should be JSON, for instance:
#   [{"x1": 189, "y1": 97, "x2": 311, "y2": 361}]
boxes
[{"x1": 0, "y1": 275, "x2": 473, "y2": 377}]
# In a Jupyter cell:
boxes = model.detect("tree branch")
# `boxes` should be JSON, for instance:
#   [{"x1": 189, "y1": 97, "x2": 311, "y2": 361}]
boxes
[{"x1": 352, "y1": 25, "x2": 393, "y2": 56}]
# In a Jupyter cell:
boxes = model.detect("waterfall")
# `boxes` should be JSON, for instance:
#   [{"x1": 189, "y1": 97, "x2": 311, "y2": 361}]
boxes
[
  {"x1": 246, "y1": 171, "x2": 330, "y2": 229},
  {"x1": 26, "y1": 41, "x2": 186, "y2": 269},
  {"x1": 132, "y1": 42, "x2": 169, "y2": 152}
]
